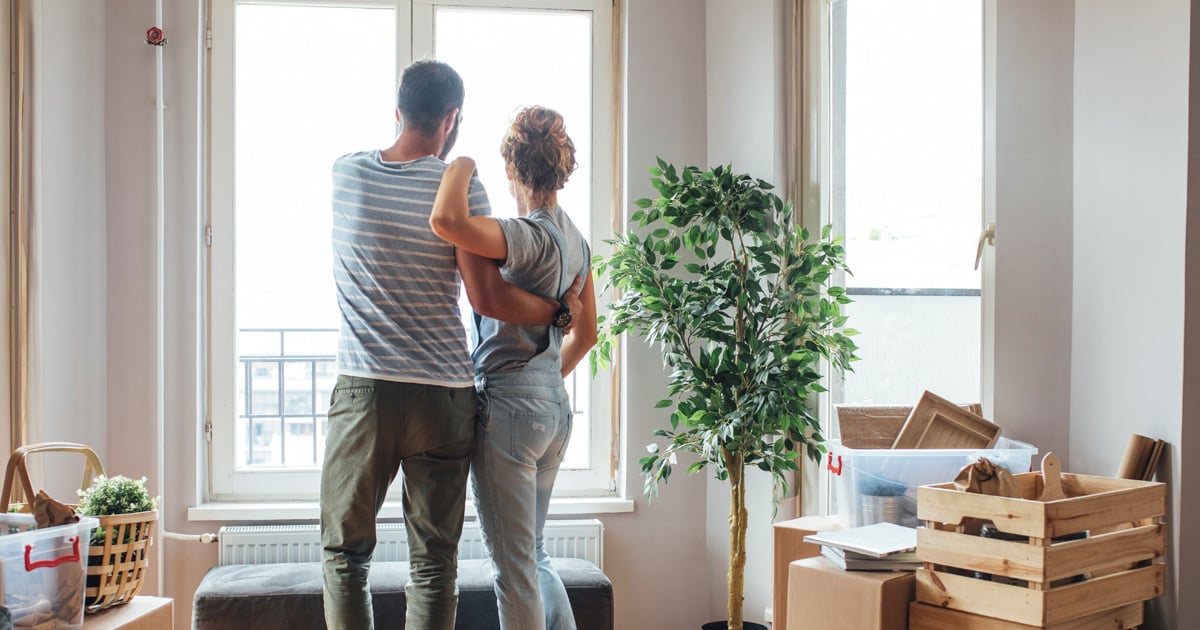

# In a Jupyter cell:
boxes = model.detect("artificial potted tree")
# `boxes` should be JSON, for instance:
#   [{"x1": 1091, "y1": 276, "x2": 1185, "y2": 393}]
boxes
[{"x1": 593, "y1": 161, "x2": 858, "y2": 630}]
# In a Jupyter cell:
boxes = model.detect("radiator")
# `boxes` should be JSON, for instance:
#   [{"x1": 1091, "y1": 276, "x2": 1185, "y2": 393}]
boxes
[{"x1": 218, "y1": 519, "x2": 604, "y2": 569}]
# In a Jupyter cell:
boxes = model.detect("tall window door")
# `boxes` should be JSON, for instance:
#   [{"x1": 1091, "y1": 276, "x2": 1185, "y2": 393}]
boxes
[
  {"x1": 209, "y1": 0, "x2": 614, "y2": 500},
  {"x1": 827, "y1": 0, "x2": 984, "y2": 410}
]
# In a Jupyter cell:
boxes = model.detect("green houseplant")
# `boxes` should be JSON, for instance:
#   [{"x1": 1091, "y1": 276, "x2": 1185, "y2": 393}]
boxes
[
  {"x1": 593, "y1": 161, "x2": 858, "y2": 630},
  {"x1": 77, "y1": 475, "x2": 157, "y2": 542},
  {"x1": 77, "y1": 475, "x2": 159, "y2": 610}
]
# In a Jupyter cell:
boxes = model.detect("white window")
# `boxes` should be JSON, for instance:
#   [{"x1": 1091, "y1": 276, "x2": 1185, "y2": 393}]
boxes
[
  {"x1": 209, "y1": 0, "x2": 615, "y2": 501},
  {"x1": 803, "y1": 0, "x2": 985, "y2": 516},
  {"x1": 824, "y1": 0, "x2": 984, "y2": 411}
]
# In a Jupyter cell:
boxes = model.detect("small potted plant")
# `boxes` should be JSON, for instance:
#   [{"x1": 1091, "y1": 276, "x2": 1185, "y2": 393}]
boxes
[{"x1": 76, "y1": 475, "x2": 159, "y2": 611}]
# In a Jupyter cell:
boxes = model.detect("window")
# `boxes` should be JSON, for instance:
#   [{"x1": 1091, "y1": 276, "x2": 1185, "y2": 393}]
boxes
[
  {"x1": 209, "y1": 0, "x2": 615, "y2": 500},
  {"x1": 824, "y1": 0, "x2": 984, "y2": 410},
  {"x1": 801, "y1": 0, "x2": 984, "y2": 516}
]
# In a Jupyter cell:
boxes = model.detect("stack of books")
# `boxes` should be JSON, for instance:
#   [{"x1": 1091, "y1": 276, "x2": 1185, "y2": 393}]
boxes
[{"x1": 803, "y1": 522, "x2": 921, "y2": 571}]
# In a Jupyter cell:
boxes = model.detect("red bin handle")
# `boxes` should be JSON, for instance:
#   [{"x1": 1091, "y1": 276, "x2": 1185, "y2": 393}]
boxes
[
  {"x1": 25, "y1": 536, "x2": 80, "y2": 571},
  {"x1": 826, "y1": 453, "x2": 843, "y2": 476}
]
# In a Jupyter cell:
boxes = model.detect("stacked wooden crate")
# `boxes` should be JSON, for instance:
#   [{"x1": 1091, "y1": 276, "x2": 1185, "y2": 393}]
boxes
[{"x1": 909, "y1": 471, "x2": 1165, "y2": 629}]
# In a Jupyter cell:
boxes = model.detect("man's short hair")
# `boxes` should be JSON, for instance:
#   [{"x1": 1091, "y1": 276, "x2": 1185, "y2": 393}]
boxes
[{"x1": 397, "y1": 60, "x2": 465, "y2": 136}]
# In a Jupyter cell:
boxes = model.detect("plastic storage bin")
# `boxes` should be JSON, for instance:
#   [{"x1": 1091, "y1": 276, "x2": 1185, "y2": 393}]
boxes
[
  {"x1": 0, "y1": 513, "x2": 99, "y2": 628},
  {"x1": 827, "y1": 437, "x2": 1037, "y2": 528}
]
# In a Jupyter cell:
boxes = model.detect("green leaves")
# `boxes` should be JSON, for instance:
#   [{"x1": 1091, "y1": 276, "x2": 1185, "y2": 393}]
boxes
[
  {"x1": 594, "y1": 159, "x2": 858, "y2": 503},
  {"x1": 77, "y1": 475, "x2": 158, "y2": 516},
  {"x1": 77, "y1": 476, "x2": 159, "y2": 546}
]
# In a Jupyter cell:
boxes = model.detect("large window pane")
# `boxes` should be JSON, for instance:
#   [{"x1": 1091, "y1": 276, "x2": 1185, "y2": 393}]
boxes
[
  {"x1": 233, "y1": 4, "x2": 395, "y2": 469},
  {"x1": 832, "y1": 0, "x2": 982, "y2": 405},
  {"x1": 434, "y1": 8, "x2": 594, "y2": 469},
  {"x1": 434, "y1": 8, "x2": 592, "y2": 236},
  {"x1": 212, "y1": 0, "x2": 615, "y2": 498}
]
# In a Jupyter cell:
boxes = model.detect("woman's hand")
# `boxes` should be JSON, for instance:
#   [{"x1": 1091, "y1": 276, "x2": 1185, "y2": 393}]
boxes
[{"x1": 445, "y1": 156, "x2": 476, "y2": 180}]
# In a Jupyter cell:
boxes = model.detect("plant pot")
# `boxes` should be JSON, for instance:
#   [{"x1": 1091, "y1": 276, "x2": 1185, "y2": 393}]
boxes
[
  {"x1": 84, "y1": 509, "x2": 157, "y2": 611},
  {"x1": 701, "y1": 622, "x2": 769, "y2": 630}
]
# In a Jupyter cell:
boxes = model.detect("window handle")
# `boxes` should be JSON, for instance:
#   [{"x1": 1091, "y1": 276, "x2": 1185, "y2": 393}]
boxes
[{"x1": 974, "y1": 223, "x2": 996, "y2": 270}]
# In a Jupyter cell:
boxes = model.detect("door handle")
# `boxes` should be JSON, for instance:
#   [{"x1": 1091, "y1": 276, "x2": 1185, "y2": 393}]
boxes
[{"x1": 974, "y1": 223, "x2": 996, "y2": 271}]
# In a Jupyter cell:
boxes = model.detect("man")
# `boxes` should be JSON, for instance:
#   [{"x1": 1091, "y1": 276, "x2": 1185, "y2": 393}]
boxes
[{"x1": 322, "y1": 59, "x2": 580, "y2": 630}]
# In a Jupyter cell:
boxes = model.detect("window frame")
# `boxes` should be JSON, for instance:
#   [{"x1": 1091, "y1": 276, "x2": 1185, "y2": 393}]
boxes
[
  {"x1": 800, "y1": 0, "x2": 988, "y2": 515},
  {"x1": 206, "y1": 0, "x2": 617, "y2": 501}
]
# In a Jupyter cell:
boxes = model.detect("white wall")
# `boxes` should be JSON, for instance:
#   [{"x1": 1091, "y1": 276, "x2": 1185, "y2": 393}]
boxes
[
  {"x1": 30, "y1": 0, "x2": 108, "y2": 499},
  {"x1": 103, "y1": 0, "x2": 205, "y2": 608},
  {"x1": 1072, "y1": 1, "x2": 1191, "y2": 627},
  {"x1": 105, "y1": 0, "x2": 160, "y2": 490},
  {"x1": 705, "y1": 0, "x2": 787, "y2": 185},
  {"x1": 593, "y1": 1, "x2": 715, "y2": 628},
  {"x1": 704, "y1": 0, "x2": 786, "y2": 624},
  {"x1": 984, "y1": 0, "x2": 1075, "y2": 462}
]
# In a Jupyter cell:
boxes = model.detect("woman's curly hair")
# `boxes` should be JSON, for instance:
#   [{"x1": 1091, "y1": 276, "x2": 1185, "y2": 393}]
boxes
[{"x1": 501, "y1": 106, "x2": 577, "y2": 194}]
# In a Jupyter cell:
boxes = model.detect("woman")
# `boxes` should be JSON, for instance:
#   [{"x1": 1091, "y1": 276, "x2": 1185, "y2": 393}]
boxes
[{"x1": 430, "y1": 106, "x2": 597, "y2": 630}]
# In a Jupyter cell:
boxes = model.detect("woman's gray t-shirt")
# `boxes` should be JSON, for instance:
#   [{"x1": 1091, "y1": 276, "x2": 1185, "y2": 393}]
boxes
[{"x1": 471, "y1": 207, "x2": 589, "y2": 375}]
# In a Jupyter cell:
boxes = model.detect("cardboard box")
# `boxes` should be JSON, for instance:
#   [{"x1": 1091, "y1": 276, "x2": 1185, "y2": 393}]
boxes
[
  {"x1": 773, "y1": 515, "x2": 849, "y2": 629},
  {"x1": 786, "y1": 556, "x2": 914, "y2": 630},
  {"x1": 83, "y1": 596, "x2": 174, "y2": 630}
]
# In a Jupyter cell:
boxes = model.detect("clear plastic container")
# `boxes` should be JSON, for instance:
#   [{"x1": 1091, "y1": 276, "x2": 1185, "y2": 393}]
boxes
[
  {"x1": 827, "y1": 438, "x2": 1038, "y2": 528},
  {"x1": 0, "y1": 513, "x2": 99, "y2": 628}
]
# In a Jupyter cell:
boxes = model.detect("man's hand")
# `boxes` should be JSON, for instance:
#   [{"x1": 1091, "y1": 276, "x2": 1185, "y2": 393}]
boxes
[{"x1": 559, "y1": 276, "x2": 584, "y2": 335}]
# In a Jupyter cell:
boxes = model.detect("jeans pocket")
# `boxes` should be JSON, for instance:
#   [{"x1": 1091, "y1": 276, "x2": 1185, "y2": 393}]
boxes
[{"x1": 508, "y1": 412, "x2": 559, "y2": 465}]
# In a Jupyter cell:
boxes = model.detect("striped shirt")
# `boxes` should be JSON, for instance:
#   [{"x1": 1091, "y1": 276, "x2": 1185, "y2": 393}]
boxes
[{"x1": 332, "y1": 151, "x2": 491, "y2": 387}]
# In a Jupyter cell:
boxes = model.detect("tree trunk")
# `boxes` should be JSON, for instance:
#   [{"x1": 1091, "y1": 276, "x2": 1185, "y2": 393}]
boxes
[{"x1": 724, "y1": 449, "x2": 747, "y2": 630}]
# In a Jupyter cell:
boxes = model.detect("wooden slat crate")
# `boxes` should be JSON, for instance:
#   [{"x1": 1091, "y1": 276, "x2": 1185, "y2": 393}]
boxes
[
  {"x1": 909, "y1": 601, "x2": 1143, "y2": 630},
  {"x1": 913, "y1": 471, "x2": 1166, "y2": 627}
]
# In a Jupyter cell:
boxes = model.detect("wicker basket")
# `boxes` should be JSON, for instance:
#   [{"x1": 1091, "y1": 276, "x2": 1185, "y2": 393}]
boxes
[
  {"x1": 85, "y1": 509, "x2": 157, "y2": 610},
  {"x1": 0, "y1": 442, "x2": 157, "y2": 612}
]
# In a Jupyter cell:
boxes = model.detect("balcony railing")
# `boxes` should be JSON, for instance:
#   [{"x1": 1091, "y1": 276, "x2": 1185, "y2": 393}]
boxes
[
  {"x1": 237, "y1": 328, "x2": 338, "y2": 468},
  {"x1": 236, "y1": 327, "x2": 591, "y2": 470}
]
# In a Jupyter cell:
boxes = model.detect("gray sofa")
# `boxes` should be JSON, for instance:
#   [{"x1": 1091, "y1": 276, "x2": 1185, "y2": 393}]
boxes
[{"x1": 192, "y1": 557, "x2": 613, "y2": 630}]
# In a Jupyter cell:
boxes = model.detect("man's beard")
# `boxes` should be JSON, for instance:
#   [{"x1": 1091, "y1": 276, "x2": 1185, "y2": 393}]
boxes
[{"x1": 438, "y1": 116, "x2": 461, "y2": 160}]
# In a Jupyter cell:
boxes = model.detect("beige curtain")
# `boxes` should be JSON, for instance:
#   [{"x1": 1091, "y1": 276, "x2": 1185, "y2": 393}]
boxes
[
  {"x1": 774, "y1": 0, "x2": 805, "y2": 521},
  {"x1": 786, "y1": 0, "x2": 821, "y2": 234},
  {"x1": 607, "y1": 0, "x2": 623, "y2": 490},
  {"x1": 785, "y1": 0, "x2": 804, "y2": 220},
  {"x1": 9, "y1": 0, "x2": 32, "y2": 451}
]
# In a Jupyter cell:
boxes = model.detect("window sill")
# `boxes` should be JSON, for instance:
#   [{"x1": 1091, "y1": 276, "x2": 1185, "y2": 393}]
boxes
[{"x1": 187, "y1": 496, "x2": 636, "y2": 522}]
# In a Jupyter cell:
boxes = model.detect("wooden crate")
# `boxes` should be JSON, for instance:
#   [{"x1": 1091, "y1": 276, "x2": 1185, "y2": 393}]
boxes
[
  {"x1": 915, "y1": 471, "x2": 1165, "y2": 627},
  {"x1": 910, "y1": 601, "x2": 1143, "y2": 630}
]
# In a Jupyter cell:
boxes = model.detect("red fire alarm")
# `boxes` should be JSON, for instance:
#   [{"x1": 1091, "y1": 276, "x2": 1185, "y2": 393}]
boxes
[{"x1": 146, "y1": 27, "x2": 166, "y2": 46}]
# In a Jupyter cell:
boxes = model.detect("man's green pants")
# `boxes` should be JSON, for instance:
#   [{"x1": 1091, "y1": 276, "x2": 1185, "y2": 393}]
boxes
[{"x1": 320, "y1": 375, "x2": 477, "y2": 630}]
